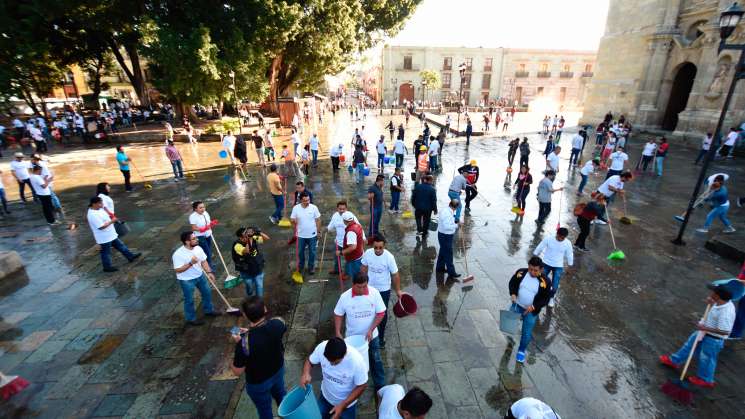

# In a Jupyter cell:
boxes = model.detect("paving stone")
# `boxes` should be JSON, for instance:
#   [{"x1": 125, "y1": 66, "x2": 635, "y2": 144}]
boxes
[
  {"x1": 45, "y1": 364, "x2": 100, "y2": 400},
  {"x1": 425, "y1": 330, "x2": 461, "y2": 364},
  {"x1": 93, "y1": 393, "x2": 139, "y2": 417},
  {"x1": 24, "y1": 339, "x2": 69, "y2": 363},
  {"x1": 401, "y1": 345, "x2": 435, "y2": 382},
  {"x1": 467, "y1": 309, "x2": 506, "y2": 348},
  {"x1": 434, "y1": 361, "x2": 478, "y2": 407},
  {"x1": 65, "y1": 328, "x2": 108, "y2": 351},
  {"x1": 123, "y1": 383, "x2": 173, "y2": 419},
  {"x1": 0, "y1": 311, "x2": 32, "y2": 331},
  {"x1": 285, "y1": 328, "x2": 318, "y2": 361},
  {"x1": 1, "y1": 330, "x2": 55, "y2": 352},
  {"x1": 43, "y1": 274, "x2": 81, "y2": 293},
  {"x1": 292, "y1": 302, "x2": 320, "y2": 329}
]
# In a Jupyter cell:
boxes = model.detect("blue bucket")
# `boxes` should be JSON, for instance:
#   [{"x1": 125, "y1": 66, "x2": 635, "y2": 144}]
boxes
[
  {"x1": 384, "y1": 156, "x2": 391, "y2": 164},
  {"x1": 712, "y1": 278, "x2": 745, "y2": 301},
  {"x1": 278, "y1": 385, "x2": 320, "y2": 419},
  {"x1": 219, "y1": 150, "x2": 228, "y2": 158},
  {"x1": 364, "y1": 167, "x2": 371, "y2": 176},
  {"x1": 347, "y1": 165, "x2": 354, "y2": 173}
]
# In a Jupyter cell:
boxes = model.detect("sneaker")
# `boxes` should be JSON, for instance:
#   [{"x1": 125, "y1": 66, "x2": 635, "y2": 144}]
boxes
[
  {"x1": 448, "y1": 273, "x2": 462, "y2": 279},
  {"x1": 128, "y1": 253, "x2": 142, "y2": 263},
  {"x1": 269, "y1": 216, "x2": 278, "y2": 224},
  {"x1": 659, "y1": 354, "x2": 679, "y2": 369},
  {"x1": 103, "y1": 267, "x2": 119, "y2": 272},
  {"x1": 696, "y1": 228, "x2": 710, "y2": 233},
  {"x1": 548, "y1": 298, "x2": 555, "y2": 308},
  {"x1": 579, "y1": 247, "x2": 590, "y2": 252},
  {"x1": 516, "y1": 351, "x2": 526, "y2": 363},
  {"x1": 687, "y1": 376, "x2": 715, "y2": 388},
  {"x1": 592, "y1": 219, "x2": 607, "y2": 225},
  {"x1": 308, "y1": 270, "x2": 315, "y2": 276},
  {"x1": 724, "y1": 226, "x2": 736, "y2": 234}
]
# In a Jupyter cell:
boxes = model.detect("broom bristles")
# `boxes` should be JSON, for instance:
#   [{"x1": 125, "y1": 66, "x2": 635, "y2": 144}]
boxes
[
  {"x1": 1, "y1": 376, "x2": 29, "y2": 400},
  {"x1": 660, "y1": 380, "x2": 693, "y2": 405}
]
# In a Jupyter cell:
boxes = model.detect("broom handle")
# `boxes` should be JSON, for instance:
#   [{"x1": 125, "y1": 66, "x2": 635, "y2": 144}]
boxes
[
  {"x1": 204, "y1": 270, "x2": 237, "y2": 309},
  {"x1": 319, "y1": 231, "x2": 328, "y2": 272},
  {"x1": 605, "y1": 205, "x2": 618, "y2": 249},
  {"x1": 337, "y1": 251, "x2": 344, "y2": 291},
  {"x1": 622, "y1": 194, "x2": 628, "y2": 217},
  {"x1": 295, "y1": 224, "x2": 300, "y2": 271},
  {"x1": 461, "y1": 229, "x2": 469, "y2": 274},
  {"x1": 210, "y1": 234, "x2": 233, "y2": 278},
  {"x1": 678, "y1": 303, "x2": 713, "y2": 380}
]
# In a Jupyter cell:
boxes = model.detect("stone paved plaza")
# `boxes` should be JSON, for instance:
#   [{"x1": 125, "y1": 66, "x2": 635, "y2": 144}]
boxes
[{"x1": 1, "y1": 112, "x2": 744, "y2": 418}]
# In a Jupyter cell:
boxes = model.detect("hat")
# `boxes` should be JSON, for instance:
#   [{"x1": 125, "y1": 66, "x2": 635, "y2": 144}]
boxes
[
  {"x1": 707, "y1": 283, "x2": 733, "y2": 301},
  {"x1": 419, "y1": 145, "x2": 427, "y2": 151},
  {"x1": 14, "y1": 152, "x2": 24, "y2": 158},
  {"x1": 470, "y1": 159, "x2": 477, "y2": 165},
  {"x1": 342, "y1": 211, "x2": 355, "y2": 221}
]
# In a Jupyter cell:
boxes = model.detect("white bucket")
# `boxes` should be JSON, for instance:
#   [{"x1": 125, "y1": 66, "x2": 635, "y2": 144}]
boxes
[{"x1": 344, "y1": 335, "x2": 369, "y2": 374}]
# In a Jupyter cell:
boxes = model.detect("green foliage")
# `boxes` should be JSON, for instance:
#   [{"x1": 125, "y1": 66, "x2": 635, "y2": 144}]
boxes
[
  {"x1": 419, "y1": 69, "x2": 442, "y2": 90},
  {"x1": 203, "y1": 117, "x2": 241, "y2": 134}
]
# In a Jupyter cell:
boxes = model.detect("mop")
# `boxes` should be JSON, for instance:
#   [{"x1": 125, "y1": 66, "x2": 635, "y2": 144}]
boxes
[
  {"x1": 660, "y1": 304, "x2": 712, "y2": 405},
  {"x1": 209, "y1": 235, "x2": 241, "y2": 303},
  {"x1": 277, "y1": 177, "x2": 292, "y2": 227},
  {"x1": 291, "y1": 225, "x2": 303, "y2": 284},
  {"x1": 605, "y1": 205, "x2": 626, "y2": 260},
  {"x1": 459, "y1": 232, "x2": 475, "y2": 283},
  {"x1": 555, "y1": 186, "x2": 564, "y2": 231},
  {"x1": 308, "y1": 232, "x2": 329, "y2": 283},
  {"x1": 130, "y1": 161, "x2": 152, "y2": 190}
]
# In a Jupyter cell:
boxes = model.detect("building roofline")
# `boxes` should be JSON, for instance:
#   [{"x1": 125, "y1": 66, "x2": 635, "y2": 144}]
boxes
[{"x1": 383, "y1": 45, "x2": 596, "y2": 55}]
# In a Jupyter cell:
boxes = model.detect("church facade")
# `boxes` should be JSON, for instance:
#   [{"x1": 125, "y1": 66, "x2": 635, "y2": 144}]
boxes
[{"x1": 583, "y1": 0, "x2": 745, "y2": 138}]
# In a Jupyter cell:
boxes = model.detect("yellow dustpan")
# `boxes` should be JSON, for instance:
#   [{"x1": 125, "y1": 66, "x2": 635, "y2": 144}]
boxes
[{"x1": 401, "y1": 210, "x2": 413, "y2": 219}]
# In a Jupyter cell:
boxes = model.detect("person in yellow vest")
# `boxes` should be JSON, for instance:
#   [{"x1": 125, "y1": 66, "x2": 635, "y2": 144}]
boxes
[{"x1": 416, "y1": 145, "x2": 429, "y2": 183}]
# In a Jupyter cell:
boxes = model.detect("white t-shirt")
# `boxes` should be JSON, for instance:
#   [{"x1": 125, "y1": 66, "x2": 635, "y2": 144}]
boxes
[
  {"x1": 517, "y1": 273, "x2": 540, "y2": 309},
  {"x1": 377, "y1": 384, "x2": 405, "y2": 419},
  {"x1": 189, "y1": 211, "x2": 212, "y2": 238},
  {"x1": 87, "y1": 207, "x2": 118, "y2": 244},
  {"x1": 291, "y1": 204, "x2": 321, "y2": 238},
  {"x1": 702, "y1": 135, "x2": 713, "y2": 151},
  {"x1": 703, "y1": 301, "x2": 736, "y2": 339},
  {"x1": 328, "y1": 212, "x2": 359, "y2": 246},
  {"x1": 534, "y1": 236, "x2": 573, "y2": 268},
  {"x1": 598, "y1": 175, "x2": 623, "y2": 197},
  {"x1": 330, "y1": 144, "x2": 343, "y2": 157},
  {"x1": 394, "y1": 140, "x2": 406, "y2": 155},
  {"x1": 10, "y1": 160, "x2": 31, "y2": 180},
  {"x1": 222, "y1": 135, "x2": 236, "y2": 150},
  {"x1": 172, "y1": 245, "x2": 207, "y2": 281},
  {"x1": 609, "y1": 151, "x2": 628, "y2": 171},
  {"x1": 334, "y1": 287, "x2": 386, "y2": 339},
  {"x1": 309, "y1": 340, "x2": 368, "y2": 407},
  {"x1": 546, "y1": 153, "x2": 560, "y2": 171},
  {"x1": 376, "y1": 142, "x2": 386, "y2": 154},
  {"x1": 309, "y1": 135, "x2": 320, "y2": 151},
  {"x1": 642, "y1": 143, "x2": 657, "y2": 156},
  {"x1": 428, "y1": 141, "x2": 439, "y2": 156},
  {"x1": 510, "y1": 397, "x2": 561, "y2": 419},
  {"x1": 580, "y1": 160, "x2": 595, "y2": 176},
  {"x1": 725, "y1": 131, "x2": 738, "y2": 146},
  {"x1": 99, "y1": 193, "x2": 115, "y2": 214},
  {"x1": 571, "y1": 134, "x2": 583, "y2": 149},
  {"x1": 291, "y1": 132, "x2": 301, "y2": 145},
  {"x1": 361, "y1": 249, "x2": 398, "y2": 292},
  {"x1": 29, "y1": 174, "x2": 50, "y2": 196}
]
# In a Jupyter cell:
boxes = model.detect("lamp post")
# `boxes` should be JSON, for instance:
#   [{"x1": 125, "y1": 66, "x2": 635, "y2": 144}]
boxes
[
  {"x1": 390, "y1": 77, "x2": 397, "y2": 114},
  {"x1": 456, "y1": 62, "x2": 467, "y2": 133},
  {"x1": 421, "y1": 79, "x2": 428, "y2": 106},
  {"x1": 673, "y1": 2, "x2": 744, "y2": 245}
]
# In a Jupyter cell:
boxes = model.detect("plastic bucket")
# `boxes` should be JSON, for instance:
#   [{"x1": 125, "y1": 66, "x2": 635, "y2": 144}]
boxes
[
  {"x1": 278, "y1": 384, "x2": 321, "y2": 419},
  {"x1": 428, "y1": 219, "x2": 438, "y2": 232},
  {"x1": 393, "y1": 293, "x2": 418, "y2": 318},
  {"x1": 499, "y1": 309, "x2": 522, "y2": 335},
  {"x1": 364, "y1": 167, "x2": 371, "y2": 176},
  {"x1": 340, "y1": 154, "x2": 346, "y2": 162},
  {"x1": 218, "y1": 150, "x2": 228, "y2": 158},
  {"x1": 347, "y1": 165, "x2": 354, "y2": 173},
  {"x1": 344, "y1": 335, "x2": 369, "y2": 373},
  {"x1": 384, "y1": 156, "x2": 391, "y2": 164}
]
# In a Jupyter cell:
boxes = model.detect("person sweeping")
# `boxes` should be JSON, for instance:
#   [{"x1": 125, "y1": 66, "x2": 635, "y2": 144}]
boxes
[{"x1": 458, "y1": 160, "x2": 480, "y2": 213}]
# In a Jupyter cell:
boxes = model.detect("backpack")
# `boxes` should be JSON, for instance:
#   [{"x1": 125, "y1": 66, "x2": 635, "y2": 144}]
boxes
[{"x1": 573, "y1": 203, "x2": 587, "y2": 216}]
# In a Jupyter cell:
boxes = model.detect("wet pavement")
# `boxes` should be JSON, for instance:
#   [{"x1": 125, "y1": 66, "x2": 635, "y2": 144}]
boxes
[{"x1": 1, "y1": 111, "x2": 744, "y2": 418}]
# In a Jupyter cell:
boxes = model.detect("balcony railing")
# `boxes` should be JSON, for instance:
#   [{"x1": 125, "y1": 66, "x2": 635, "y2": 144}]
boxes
[
  {"x1": 537, "y1": 71, "x2": 551, "y2": 78},
  {"x1": 483, "y1": 66, "x2": 493, "y2": 73},
  {"x1": 581, "y1": 71, "x2": 594, "y2": 77},
  {"x1": 396, "y1": 66, "x2": 420, "y2": 72},
  {"x1": 443, "y1": 65, "x2": 452, "y2": 71},
  {"x1": 514, "y1": 71, "x2": 529, "y2": 78},
  {"x1": 559, "y1": 71, "x2": 574, "y2": 78}
]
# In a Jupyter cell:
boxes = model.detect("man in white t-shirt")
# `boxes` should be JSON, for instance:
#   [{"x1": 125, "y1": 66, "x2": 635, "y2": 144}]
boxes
[
  {"x1": 327, "y1": 201, "x2": 360, "y2": 275},
  {"x1": 569, "y1": 133, "x2": 584, "y2": 166},
  {"x1": 393, "y1": 137, "x2": 407, "y2": 169},
  {"x1": 172, "y1": 231, "x2": 220, "y2": 325},
  {"x1": 87, "y1": 196, "x2": 140, "y2": 272},
  {"x1": 377, "y1": 385, "x2": 433, "y2": 419},
  {"x1": 29, "y1": 165, "x2": 57, "y2": 225},
  {"x1": 427, "y1": 139, "x2": 439, "y2": 171},
  {"x1": 595, "y1": 170, "x2": 633, "y2": 206},
  {"x1": 507, "y1": 397, "x2": 561, "y2": 419},
  {"x1": 660, "y1": 283, "x2": 736, "y2": 388},
  {"x1": 10, "y1": 152, "x2": 35, "y2": 202},
  {"x1": 222, "y1": 131, "x2": 236, "y2": 164},
  {"x1": 31, "y1": 154, "x2": 62, "y2": 212},
  {"x1": 638, "y1": 139, "x2": 657, "y2": 172},
  {"x1": 361, "y1": 234, "x2": 401, "y2": 348},
  {"x1": 546, "y1": 146, "x2": 561, "y2": 173},
  {"x1": 291, "y1": 129, "x2": 302, "y2": 157},
  {"x1": 301, "y1": 337, "x2": 367, "y2": 419},
  {"x1": 291, "y1": 191, "x2": 321, "y2": 276},
  {"x1": 309, "y1": 133, "x2": 320, "y2": 167},
  {"x1": 533, "y1": 227, "x2": 573, "y2": 307},
  {"x1": 720, "y1": 127, "x2": 739, "y2": 159},
  {"x1": 606, "y1": 146, "x2": 628, "y2": 179},
  {"x1": 375, "y1": 135, "x2": 388, "y2": 170},
  {"x1": 334, "y1": 272, "x2": 387, "y2": 391}
]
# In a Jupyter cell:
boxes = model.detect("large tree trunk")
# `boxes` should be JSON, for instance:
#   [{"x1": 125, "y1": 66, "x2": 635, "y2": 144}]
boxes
[
  {"x1": 267, "y1": 55, "x2": 284, "y2": 114},
  {"x1": 19, "y1": 85, "x2": 40, "y2": 116},
  {"x1": 108, "y1": 37, "x2": 149, "y2": 107}
]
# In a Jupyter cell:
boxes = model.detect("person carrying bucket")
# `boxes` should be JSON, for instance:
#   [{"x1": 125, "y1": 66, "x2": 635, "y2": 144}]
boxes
[
  {"x1": 508, "y1": 256, "x2": 552, "y2": 363},
  {"x1": 327, "y1": 202, "x2": 360, "y2": 277},
  {"x1": 333, "y1": 272, "x2": 387, "y2": 392},
  {"x1": 301, "y1": 337, "x2": 368, "y2": 419},
  {"x1": 230, "y1": 297, "x2": 287, "y2": 419},
  {"x1": 361, "y1": 234, "x2": 402, "y2": 349}
]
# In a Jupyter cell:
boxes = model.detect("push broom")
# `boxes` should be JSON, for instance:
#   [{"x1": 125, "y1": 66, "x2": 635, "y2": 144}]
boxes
[
  {"x1": 130, "y1": 161, "x2": 152, "y2": 190},
  {"x1": 308, "y1": 232, "x2": 329, "y2": 284},
  {"x1": 459, "y1": 231, "x2": 475, "y2": 283},
  {"x1": 619, "y1": 194, "x2": 632, "y2": 225},
  {"x1": 660, "y1": 304, "x2": 712, "y2": 405},
  {"x1": 291, "y1": 225, "x2": 303, "y2": 284},
  {"x1": 209, "y1": 235, "x2": 241, "y2": 314},
  {"x1": 277, "y1": 177, "x2": 292, "y2": 227},
  {"x1": 511, "y1": 177, "x2": 526, "y2": 215},
  {"x1": 605, "y1": 205, "x2": 625, "y2": 260}
]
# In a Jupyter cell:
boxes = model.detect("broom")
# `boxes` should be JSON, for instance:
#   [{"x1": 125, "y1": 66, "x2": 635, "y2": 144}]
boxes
[
  {"x1": 209, "y1": 234, "x2": 241, "y2": 300},
  {"x1": 511, "y1": 176, "x2": 526, "y2": 214},
  {"x1": 130, "y1": 161, "x2": 152, "y2": 190},
  {"x1": 203, "y1": 269, "x2": 241, "y2": 315},
  {"x1": 308, "y1": 232, "x2": 329, "y2": 284},
  {"x1": 292, "y1": 225, "x2": 303, "y2": 284},
  {"x1": 619, "y1": 194, "x2": 632, "y2": 225},
  {"x1": 0, "y1": 372, "x2": 29, "y2": 400},
  {"x1": 277, "y1": 177, "x2": 292, "y2": 227},
  {"x1": 459, "y1": 231, "x2": 475, "y2": 283},
  {"x1": 660, "y1": 304, "x2": 713, "y2": 405},
  {"x1": 605, "y1": 206, "x2": 625, "y2": 260},
  {"x1": 555, "y1": 186, "x2": 564, "y2": 231}
]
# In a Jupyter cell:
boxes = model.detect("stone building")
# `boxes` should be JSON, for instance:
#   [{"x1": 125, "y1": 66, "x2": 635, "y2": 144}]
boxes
[
  {"x1": 583, "y1": 0, "x2": 745, "y2": 137},
  {"x1": 380, "y1": 45, "x2": 596, "y2": 109}
]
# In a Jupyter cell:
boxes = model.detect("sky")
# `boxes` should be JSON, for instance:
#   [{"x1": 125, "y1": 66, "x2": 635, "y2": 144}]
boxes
[{"x1": 387, "y1": 0, "x2": 610, "y2": 51}]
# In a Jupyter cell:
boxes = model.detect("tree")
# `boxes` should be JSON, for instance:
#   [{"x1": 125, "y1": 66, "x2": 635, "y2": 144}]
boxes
[
  {"x1": 419, "y1": 69, "x2": 441, "y2": 103},
  {"x1": 82, "y1": 52, "x2": 115, "y2": 103}
]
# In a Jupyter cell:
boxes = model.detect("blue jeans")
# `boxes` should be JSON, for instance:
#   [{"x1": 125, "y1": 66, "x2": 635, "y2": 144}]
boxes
[
  {"x1": 510, "y1": 303, "x2": 538, "y2": 353},
  {"x1": 377, "y1": 153, "x2": 385, "y2": 168},
  {"x1": 704, "y1": 205, "x2": 731, "y2": 228},
  {"x1": 395, "y1": 153, "x2": 404, "y2": 168},
  {"x1": 345, "y1": 257, "x2": 362, "y2": 279},
  {"x1": 378, "y1": 291, "x2": 391, "y2": 344},
  {"x1": 244, "y1": 366, "x2": 286, "y2": 419},
  {"x1": 390, "y1": 191, "x2": 401, "y2": 210},
  {"x1": 368, "y1": 336, "x2": 385, "y2": 389},
  {"x1": 318, "y1": 394, "x2": 356, "y2": 419},
  {"x1": 448, "y1": 190, "x2": 462, "y2": 221},
  {"x1": 569, "y1": 148, "x2": 581, "y2": 165},
  {"x1": 50, "y1": 188, "x2": 61, "y2": 210},
  {"x1": 171, "y1": 160, "x2": 184, "y2": 178},
  {"x1": 655, "y1": 156, "x2": 664, "y2": 176},
  {"x1": 312, "y1": 149, "x2": 318, "y2": 165},
  {"x1": 436, "y1": 232, "x2": 456, "y2": 274},
  {"x1": 272, "y1": 194, "x2": 284, "y2": 220},
  {"x1": 356, "y1": 163, "x2": 365, "y2": 183},
  {"x1": 298, "y1": 236, "x2": 318, "y2": 270},
  {"x1": 197, "y1": 236, "x2": 216, "y2": 271},
  {"x1": 0, "y1": 188, "x2": 8, "y2": 212},
  {"x1": 100, "y1": 238, "x2": 136, "y2": 270},
  {"x1": 369, "y1": 206, "x2": 382, "y2": 236},
  {"x1": 429, "y1": 155, "x2": 438, "y2": 171},
  {"x1": 670, "y1": 332, "x2": 724, "y2": 383},
  {"x1": 578, "y1": 174, "x2": 589, "y2": 194},
  {"x1": 543, "y1": 266, "x2": 563, "y2": 298},
  {"x1": 178, "y1": 273, "x2": 216, "y2": 322},
  {"x1": 240, "y1": 271, "x2": 264, "y2": 297}
]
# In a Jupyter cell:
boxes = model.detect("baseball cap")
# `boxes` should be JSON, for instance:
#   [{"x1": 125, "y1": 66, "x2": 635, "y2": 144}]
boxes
[{"x1": 342, "y1": 212, "x2": 354, "y2": 221}]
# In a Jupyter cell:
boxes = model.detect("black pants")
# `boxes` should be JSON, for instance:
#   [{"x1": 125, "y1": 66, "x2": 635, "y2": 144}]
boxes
[
  {"x1": 121, "y1": 169, "x2": 132, "y2": 191},
  {"x1": 35, "y1": 140, "x2": 48, "y2": 153},
  {"x1": 39, "y1": 195, "x2": 55, "y2": 223},
  {"x1": 415, "y1": 209, "x2": 432, "y2": 233},
  {"x1": 537, "y1": 202, "x2": 551, "y2": 222},
  {"x1": 694, "y1": 149, "x2": 707, "y2": 164},
  {"x1": 331, "y1": 156, "x2": 339, "y2": 170},
  {"x1": 640, "y1": 155, "x2": 653, "y2": 171},
  {"x1": 515, "y1": 186, "x2": 530, "y2": 210},
  {"x1": 465, "y1": 186, "x2": 478, "y2": 208},
  {"x1": 575, "y1": 216, "x2": 591, "y2": 248},
  {"x1": 508, "y1": 149, "x2": 517, "y2": 166},
  {"x1": 520, "y1": 155, "x2": 529, "y2": 167},
  {"x1": 720, "y1": 145, "x2": 732, "y2": 157},
  {"x1": 18, "y1": 179, "x2": 36, "y2": 202}
]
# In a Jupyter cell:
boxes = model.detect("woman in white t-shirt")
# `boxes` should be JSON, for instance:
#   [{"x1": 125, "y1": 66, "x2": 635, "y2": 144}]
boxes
[
  {"x1": 189, "y1": 201, "x2": 216, "y2": 271},
  {"x1": 377, "y1": 385, "x2": 433, "y2": 419},
  {"x1": 96, "y1": 182, "x2": 115, "y2": 214}
]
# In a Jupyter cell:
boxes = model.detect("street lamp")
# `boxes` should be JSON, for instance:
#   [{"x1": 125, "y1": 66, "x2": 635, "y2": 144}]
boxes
[
  {"x1": 421, "y1": 79, "x2": 428, "y2": 105},
  {"x1": 457, "y1": 62, "x2": 467, "y2": 133},
  {"x1": 673, "y1": 2, "x2": 744, "y2": 245}
]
